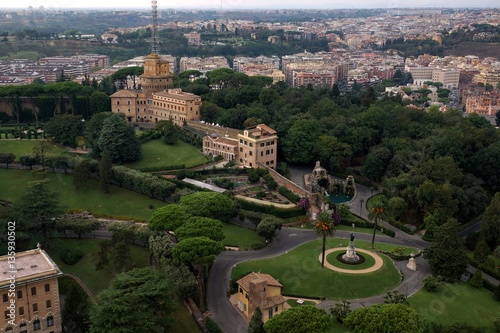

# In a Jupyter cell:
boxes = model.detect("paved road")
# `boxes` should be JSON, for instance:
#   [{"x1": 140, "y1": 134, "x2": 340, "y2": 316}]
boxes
[{"x1": 206, "y1": 169, "x2": 435, "y2": 333}]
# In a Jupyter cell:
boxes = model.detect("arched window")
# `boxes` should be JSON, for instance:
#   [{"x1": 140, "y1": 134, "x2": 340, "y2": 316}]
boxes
[
  {"x1": 33, "y1": 319, "x2": 41, "y2": 330},
  {"x1": 47, "y1": 316, "x2": 54, "y2": 327}
]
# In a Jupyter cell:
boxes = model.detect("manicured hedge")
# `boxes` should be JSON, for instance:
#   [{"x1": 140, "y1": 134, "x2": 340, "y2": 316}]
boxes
[
  {"x1": 235, "y1": 198, "x2": 304, "y2": 219},
  {"x1": 278, "y1": 186, "x2": 300, "y2": 203}
]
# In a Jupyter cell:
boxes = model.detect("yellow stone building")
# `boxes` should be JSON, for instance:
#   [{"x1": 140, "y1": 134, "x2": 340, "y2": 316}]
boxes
[
  {"x1": 111, "y1": 53, "x2": 201, "y2": 125},
  {"x1": 202, "y1": 123, "x2": 278, "y2": 168},
  {"x1": 0, "y1": 247, "x2": 63, "y2": 333},
  {"x1": 236, "y1": 272, "x2": 285, "y2": 323}
]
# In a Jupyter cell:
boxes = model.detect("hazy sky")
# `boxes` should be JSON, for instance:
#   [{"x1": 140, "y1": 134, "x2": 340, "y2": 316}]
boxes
[{"x1": 0, "y1": 0, "x2": 499, "y2": 10}]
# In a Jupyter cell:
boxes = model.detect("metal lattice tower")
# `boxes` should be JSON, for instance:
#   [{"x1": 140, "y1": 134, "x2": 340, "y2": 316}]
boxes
[{"x1": 151, "y1": 0, "x2": 159, "y2": 54}]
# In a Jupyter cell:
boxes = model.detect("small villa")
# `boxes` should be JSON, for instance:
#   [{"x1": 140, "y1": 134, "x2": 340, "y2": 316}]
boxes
[{"x1": 236, "y1": 272, "x2": 286, "y2": 322}]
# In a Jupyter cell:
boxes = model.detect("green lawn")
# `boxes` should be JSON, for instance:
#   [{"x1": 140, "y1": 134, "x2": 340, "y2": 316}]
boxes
[
  {"x1": 0, "y1": 169, "x2": 163, "y2": 221},
  {"x1": 125, "y1": 139, "x2": 209, "y2": 170},
  {"x1": 231, "y1": 239, "x2": 402, "y2": 300},
  {"x1": 0, "y1": 139, "x2": 67, "y2": 159},
  {"x1": 222, "y1": 223, "x2": 264, "y2": 249},
  {"x1": 46, "y1": 238, "x2": 150, "y2": 295},
  {"x1": 409, "y1": 282, "x2": 500, "y2": 332}
]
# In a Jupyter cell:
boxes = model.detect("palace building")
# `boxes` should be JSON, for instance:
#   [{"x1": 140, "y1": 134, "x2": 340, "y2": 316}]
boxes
[
  {"x1": 0, "y1": 246, "x2": 63, "y2": 333},
  {"x1": 202, "y1": 123, "x2": 278, "y2": 169},
  {"x1": 110, "y1": 54, "x2": 201, "y2": 125}
]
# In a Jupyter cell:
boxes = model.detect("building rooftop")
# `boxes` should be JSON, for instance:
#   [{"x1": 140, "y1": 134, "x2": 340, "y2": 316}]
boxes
[
  {"x1": 237, "y1": 272, "x2": 283, "y2": 290},
  {"x1": 0, "y1": 247, "x2": 62, "y2": 288}
]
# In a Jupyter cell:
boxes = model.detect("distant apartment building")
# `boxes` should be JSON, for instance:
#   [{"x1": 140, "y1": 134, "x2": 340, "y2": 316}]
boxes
[
  {"x1": 111, "y1": 53, "x2": 201, "y2": 125},
  {"x1": 404, "y1": 64, "x2": 435, "y2": 86},
  {"x1": 473, "y1": 69, "x2": 500, "y2": 87},
  {"x1": 233, "y1": 56, "x2": 280, "y2": 73},
  {"x1": 179, "y1": 56, "x2": 229, "y2": 74},
  {"x1": 432, "y1": 68, "x2": 460, "y2": 89},
  {"x1": 183, "y1": 32, "x2": 202, "y2": 46},
  {"x1": 282, "y1": 53, "x2": 348, "y2": 88},
  {"x1": 202, "y1": 123, "x2": 278, "y2": 169},
  {"x1": 465, "y1": 92, "x2": 500, "y2": 116},
  {"x1": 0, "y1": 246, "x2": 63, "y2": 333},
  {"x1": 39, "y1": 54, "x2": 109, "y2": 68}
]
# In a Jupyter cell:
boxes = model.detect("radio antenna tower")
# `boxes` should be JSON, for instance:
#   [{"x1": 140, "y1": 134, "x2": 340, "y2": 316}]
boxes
[{"x1": 151, "y1": 0, "x2": 159, "y2": 54}]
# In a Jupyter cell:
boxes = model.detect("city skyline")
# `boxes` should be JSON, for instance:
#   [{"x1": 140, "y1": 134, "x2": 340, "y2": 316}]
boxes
[{"x1": 0, "y1": 0, "x2": 499, "y2": 10}]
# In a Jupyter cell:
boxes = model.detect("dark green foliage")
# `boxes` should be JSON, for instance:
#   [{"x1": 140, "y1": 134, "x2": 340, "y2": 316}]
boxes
[
  {"x1": 62, "y1": 280, "x2": 90, "y2": 333},
  {"x1": 175, "y1": 216, "x2": 224, "y2": 242},
  {"x1": 11, "y1": 179, "x2": 64, "y2": 244},
  {"x1": 179, "y1": 191, "x2": 237, "y2": 222},
  {"x1": 248, "y1": 306, "x2": 264, "y2": 333},
  {"x1": 278, "y1": 186, "x2": 300, "y2": 203},
  {"x1": 44, "y1": 114, "x2": 84, "y2": 147},
  {"x1": 256, "y1": 217, "x2": 282, "y2": 242},
  {"x1": 469, "y1": 269, "x2": 483, "y2": 288},
  {"x1": 148, "y1": 204, "x2": 192, "y2": 232},
  {"x1": 423, "y1": 276, "x2": 443, "y2": 292},
  {"x1": 330, "y1": 300, "x2": 352, "y2": 323},
  {"x1": 99, "y1": 148, "x2": 112, "y2": 193},
  {"x1": 111, "y1": 165, "x2": 176, "y2": 200},
  {"x1": 160, "y1": 119, "x2": 179, "y2": 145},
  {"x1": 60, "y1": 248, "x2": 84, "y2": 265},
  {"x1": 263, "y1": 174, "x2": 277, "y2": 190},
  {"x1": 480, "y1": 193, "x2": 500, "y2": 249},
  {"x1": 383, "y1": 290, "x2": 407, "y2": 304},
  {"x1": 0, "y1": 152, "x2": 15, "y2": 168},
  {"x1": 423, "y1": 219, "x2": 468, "y2": 282},
  {"x1": 205, "y1": 317, "x2": 223, "y2": 333},
  {"x1": 97, "y1": 114, "x2": 141, "y2": 163},
  {"x1": 89, "y1": 268, "x2": 175, "y2": 333},
  {"x1": 247, "y1": 168, "x2": 261, "y2": 183},
  {"x1": 263, "y1": 305, "x2": 332, "y2": 333},
  {"x1": 344, "y1": 304, "x2": 423, "y2": 333},
  {"x1": 160, "y1": 261, "x2": 197, "y2": 300},
  {"x1": 84, "y1": 112, "x2": 113, "y2": 152},
  {"x1": 213, "y1": 177, "x2": 234, "y2": 189},
  {"x1": 19, "y1": 154, "x2": 37, "y2": 170},
  {"x1": 474, "y1": 239, "x2": 491, "y2": 264},
  {"x1": 72, "y1": 159, "x2": 94, "y2": 190}
]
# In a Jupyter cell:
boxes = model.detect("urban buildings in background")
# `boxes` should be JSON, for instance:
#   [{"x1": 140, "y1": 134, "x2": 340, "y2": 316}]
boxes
[{"x1": 0, "y1": 246, "x2": 63, "y2": 333}]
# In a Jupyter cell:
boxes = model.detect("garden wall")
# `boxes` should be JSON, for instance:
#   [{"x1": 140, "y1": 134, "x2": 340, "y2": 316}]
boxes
[{"x1": 258, "y1": 163, "x2": 321, "y2": 207}]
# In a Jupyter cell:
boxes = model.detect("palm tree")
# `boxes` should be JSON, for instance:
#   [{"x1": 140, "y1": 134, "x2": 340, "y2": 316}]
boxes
[
  {"x1": 368, "y1": 199, "x2": 386, "y2": 249},
  {"x1": 315, "y1": 211, "x2": 335, "y2": 268}
]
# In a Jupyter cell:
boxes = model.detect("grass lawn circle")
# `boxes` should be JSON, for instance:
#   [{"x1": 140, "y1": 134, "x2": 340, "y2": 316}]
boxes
[
  {"x1": 231, "y1": 239, "x2": 402, "y2": 300},
  {"x1": 320, "y1": 247, "x2": 384, "y2": 274}
]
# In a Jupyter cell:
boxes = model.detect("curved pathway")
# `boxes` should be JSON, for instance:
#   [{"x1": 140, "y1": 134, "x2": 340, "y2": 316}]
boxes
[
  {"x1": 320, "y1": 248, "x2": 383, "y2": 274},
  {"x1": 207, "y1": 175, "x2": 435, "y2": 333}
]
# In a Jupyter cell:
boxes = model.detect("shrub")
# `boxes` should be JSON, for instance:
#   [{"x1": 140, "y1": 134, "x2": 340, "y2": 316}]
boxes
[
  {"x1": 423, "y1": 276, "x2": 443, "y2": 292},
  {"x1": 278, "y1": 186, "x2": 300, "y2": 203},
  {"x1": 256, "y1": 191, "x2": 266, "y2": 199},
  {"x1": 469, "y1": 269, "x2": 483, "y2": 288},
  {"x1": 60, "y1": 248, "x2": 84, "y2": 265},
  {"x1": 330, "y1": 300, "x2": 352, "y2": 323},
  {"x1": 252, "y1": 242, "x2": 265, "y2": 250},
  {"x1": 205, "y1": 317, "x2": 222, "y2": 333}
]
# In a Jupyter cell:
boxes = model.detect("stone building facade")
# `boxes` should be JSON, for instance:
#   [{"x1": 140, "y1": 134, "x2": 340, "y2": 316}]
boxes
[{"x1": 0, "y1": 247, "x2": 63, "y2": 333}]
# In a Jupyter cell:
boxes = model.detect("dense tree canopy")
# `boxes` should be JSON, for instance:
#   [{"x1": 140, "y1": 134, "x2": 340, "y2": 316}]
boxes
[
  {"x1": 423, "y1": 219, "x2": 468, "y2": 281},
  {"x1": 263, "y1": 305, "x2": 332, "y2": 333},
  {"x1": 179, "y1": 192, "x2": 236, "y2": 221},
  {"x1": 89, "y1": 268, "x2": 175, "y2": 333},
  {"x1": 148, "y1": 204, "x2": 192, "y2": 232},
  {"x1": 96, "y1": 113, "x2": 141, "y2": 163},
  {"x1": 344, "y1": 304, "x2": 423, "y2": 333}
]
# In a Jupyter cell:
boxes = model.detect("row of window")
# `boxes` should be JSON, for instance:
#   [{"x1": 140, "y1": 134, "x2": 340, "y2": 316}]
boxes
[
  {"x1": 2, "y1": 284, "x2": 50, "y2": 302},
  {"x1": 239, "y1": 139, "x2": 275, "y2": 147},
  {"x1": 4, "y1": 317, "x2": 54, "y2": 332},
  {"x1": 4, "y1": 300, "x2": 52, "y2": 318}
]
